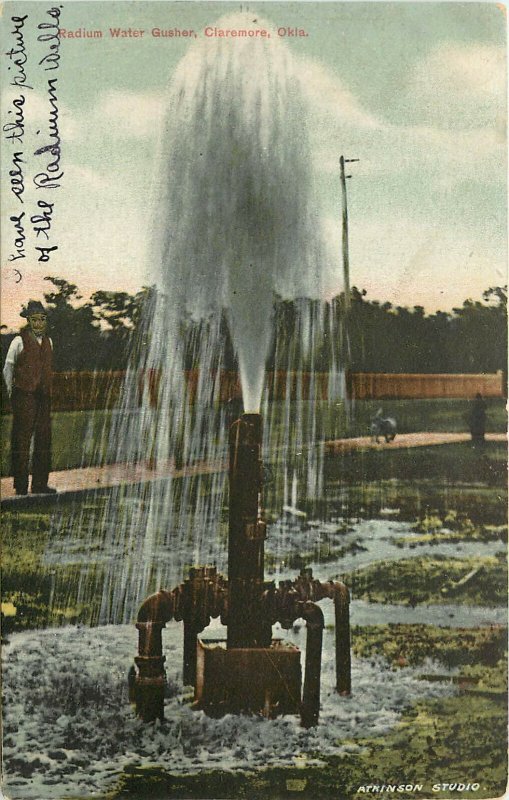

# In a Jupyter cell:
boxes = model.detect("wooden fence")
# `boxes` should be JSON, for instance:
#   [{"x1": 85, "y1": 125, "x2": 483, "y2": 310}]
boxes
[
  {"x1": 1, "y1": 369, "x2": 505, "y2": 413},
  {"x1": 348, "y1": 371, "x2": 506, "y2": 400}
]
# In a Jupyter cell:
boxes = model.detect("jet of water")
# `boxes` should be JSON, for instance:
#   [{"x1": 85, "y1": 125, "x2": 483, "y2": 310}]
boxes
[
  {"x1": 148, "y1": 12, "x2": 327, "y2": 411},
  {"x1": 45, "y1": 13, "x2": 348, "y2": 624}
]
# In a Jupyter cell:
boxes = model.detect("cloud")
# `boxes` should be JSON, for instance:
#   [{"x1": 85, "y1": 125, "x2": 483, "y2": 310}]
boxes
[
  {"x1": 297, "y1": 49, "x2": 505, "y2": 195},
  {"x1": 79, "y1": 89, "x2": 165, "y2": 141},
  {"x1": 404, "y1": 43, "x2": 506, "y2": 130},
  {"x1": 299, "y1": 56, "x2": 380, "y2": 131},
  {"x1": 370, "y1": 121, "x2": 504, "y2": 188}
]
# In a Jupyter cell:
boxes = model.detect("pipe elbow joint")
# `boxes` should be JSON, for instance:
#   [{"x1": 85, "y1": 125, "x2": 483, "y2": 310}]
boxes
[
  {"x1": 322, "y1": 580, "x2": 350, "y2": 605},
  {"x1": 333, "y1": 581, "x2": 350, "y2": 605},
  {"x1": 300, "y1": 601, "x2": 325, "y2": 630},
  {"x1": 137, "y1": 589, "x2": 174, "y2": 624}
]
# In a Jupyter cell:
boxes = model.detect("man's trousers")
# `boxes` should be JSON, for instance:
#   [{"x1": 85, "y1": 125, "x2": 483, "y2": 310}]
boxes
[{"x1": 11, "y1": 388, "x2": 52, "y2": 493}]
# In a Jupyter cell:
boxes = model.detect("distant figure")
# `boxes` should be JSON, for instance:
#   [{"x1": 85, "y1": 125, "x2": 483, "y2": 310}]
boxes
[
  {"x1": 469, "y1": 393, "x2": 487, "y2": 444},
  {"x1": 371, "y1": 408, "x2": 397, "y2": 444},
  {"x1": 2, "y1": 300, "x2": 56, "y2": 495}
]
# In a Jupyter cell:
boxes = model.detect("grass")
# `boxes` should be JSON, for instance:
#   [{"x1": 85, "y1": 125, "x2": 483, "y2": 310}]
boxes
[
  {"x1": 344, "y1": 554, "x2": 508, "y2": 607},
  {"x1": 323, "y1": 441, "x2": 507, "y2": 487},
  {"x1": 1, "y1": 409, "x2": 111, "y2": 476},
  {"x1": 325, "y1": 481, "x2": 507, "y2": 525},
  {"x1": 1, "y1": 620, "x2": 506, "y2": 795},
  {"x1": 1, "y1": 503, "x2": 107, "y2": 634},
  {"x1": 2, "y1": 441, "x2": 507, "y2": 635},
  {"x1": 397, "y1": 511, "x2": 507, "y2": 546},
  {"x1": 313, "y1": 397, "x2": 507, "y2": 439},
  {"x1": 392, "y1": 526, "x2": 507, "y2": 547},
  {"x1": 350, "y1": 624, "x2": 507, "y2": 669},
  {"x1": 1, "y1": 398, "x2": 506, "y2": 476},
  {"x1": 2, "y1": 500, "x2": 507, "y2": 636},
  {"x1": 1, "y1": 419, "x2": 507, "y2": 799},
  {"x1": 315, "y1": 441, "x2": 508, "y2": 524}
]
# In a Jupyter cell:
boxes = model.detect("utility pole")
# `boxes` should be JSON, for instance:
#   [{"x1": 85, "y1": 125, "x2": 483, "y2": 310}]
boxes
[{"x1": 339, "y1": 156, "x2": 359, "y2": 312}]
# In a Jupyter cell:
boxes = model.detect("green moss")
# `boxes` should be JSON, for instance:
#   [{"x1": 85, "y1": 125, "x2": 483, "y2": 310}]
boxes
[
  {"x1": 1, "y1": 506, "x2": 106, "y2": 632},
  {"x1": 393, "y1": 525, "x2": 507, "y2": 547},
  {"x1": 349, "y1": 624, "x2": 507, "y2": 669},
  {"x1": 390, "y1": 511, "x2": 507, "y2": 547},
  {"x1": 308, "y1": 479, "x2": 507, "y2": 527},
  {"x1": 2, "y1": 509, "x2": 507, "y2": 800},
  {"x1": 344, "y1": 555, "x2": 507, "y2": 607},
  {"x1": 350, "y1": 691, "x2": 507, "y2": 799}
]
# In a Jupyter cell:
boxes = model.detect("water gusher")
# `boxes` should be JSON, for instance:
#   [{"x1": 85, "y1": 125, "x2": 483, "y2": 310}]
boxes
[{"x1": 130, "y1": 414, "x2": 351, "y2": 727}]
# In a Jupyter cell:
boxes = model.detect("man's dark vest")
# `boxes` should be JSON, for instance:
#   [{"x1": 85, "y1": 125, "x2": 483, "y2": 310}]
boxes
[{"x1": 13, "y1": 329, "x2": 53, "y2": 394}]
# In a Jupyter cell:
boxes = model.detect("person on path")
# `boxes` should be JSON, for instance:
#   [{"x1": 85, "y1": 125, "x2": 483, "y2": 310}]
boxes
[
  {"x1": 3, "y1": 300, "x2": 56, "y2": 495},
  {"x1": 469, "y1": 393, "x2": 487, "y2": 444}
]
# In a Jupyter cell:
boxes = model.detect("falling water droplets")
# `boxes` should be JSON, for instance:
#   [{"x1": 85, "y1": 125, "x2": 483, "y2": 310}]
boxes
[{"x1": 45, "y1": 13, "x2": 347, "y2": 625}]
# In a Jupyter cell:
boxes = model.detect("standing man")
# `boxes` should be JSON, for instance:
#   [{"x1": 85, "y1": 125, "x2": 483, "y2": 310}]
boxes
[
  {"x1": 469, "y1": 393, "x2": 487, "y2": 445},
  {"x1": 3, "y1": 300, "x2": 56, "y2": 495}
]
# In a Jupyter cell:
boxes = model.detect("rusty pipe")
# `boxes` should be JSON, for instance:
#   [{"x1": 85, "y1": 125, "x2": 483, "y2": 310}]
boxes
[
  {"x1": 320, "y1": 581, "x2": 351, "y2": 695},
  {"x1": 332, "y1": 582, "x2": 351, "y2": 695},
  {"x1": 137, "y1": 589, "x2": 174, "y2": 624},
  {"x1": 227, "y1": 413, "x2": 271, "y2": 649},
  {"x1": 299, "y1": 601, "x2": 324, "y2": 728},
  {"x1": 136, "y1": 589, "x2": 174, "y2": 663},
  {"x1": 134, "y1": 589, "x2": 174, "y2": 722},
  {"x1": 290, "y1": 570, "x2": 351, "y2": 696},
  {"x1": 181, "y1": 567, "x2": 226, "y2": 686},
  {"x1": 306, "y1": 577, "x2": 351, "y2": 696}
]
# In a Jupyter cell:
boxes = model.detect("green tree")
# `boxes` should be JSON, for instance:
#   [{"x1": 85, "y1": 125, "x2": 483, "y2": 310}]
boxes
[
  {"x1": 43, "y1": 277, "x2": 102, "y2": 371},
  {"x1": 88, "y1": 287, "x2": 156, "y2": 369},
  {"x1": 449, "y1": 286, "x2": 507, "y2": 373}
]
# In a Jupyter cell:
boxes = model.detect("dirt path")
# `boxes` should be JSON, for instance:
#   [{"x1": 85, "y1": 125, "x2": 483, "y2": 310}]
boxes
[
  {"x1": 1, "y1": 432, "x2": 505, "y2": 506},
  {"x1": 0, "y1": 459, "x2": 225, "y2": 505},
  {"x1": 324, "y1": 431, "x2": 506, "y2": 454}
]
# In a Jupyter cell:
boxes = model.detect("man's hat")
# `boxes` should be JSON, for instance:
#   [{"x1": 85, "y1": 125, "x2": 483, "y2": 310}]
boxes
[{"x1": 20, "y1": 300, "x2": 47, "y2": 318}]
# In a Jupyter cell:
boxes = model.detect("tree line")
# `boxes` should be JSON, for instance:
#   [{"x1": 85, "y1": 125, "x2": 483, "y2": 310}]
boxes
[
  {"x1": 1, "y1": 277, "x2": 506, "y2": 375},
  {"x1": 345, "y1": 286, "x2": 507, "y2": 375}
]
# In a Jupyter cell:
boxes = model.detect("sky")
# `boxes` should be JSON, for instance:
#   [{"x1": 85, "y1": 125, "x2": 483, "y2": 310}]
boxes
[{"x1": 1, "y1": 1, "x2": 507, "y2": 330}]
